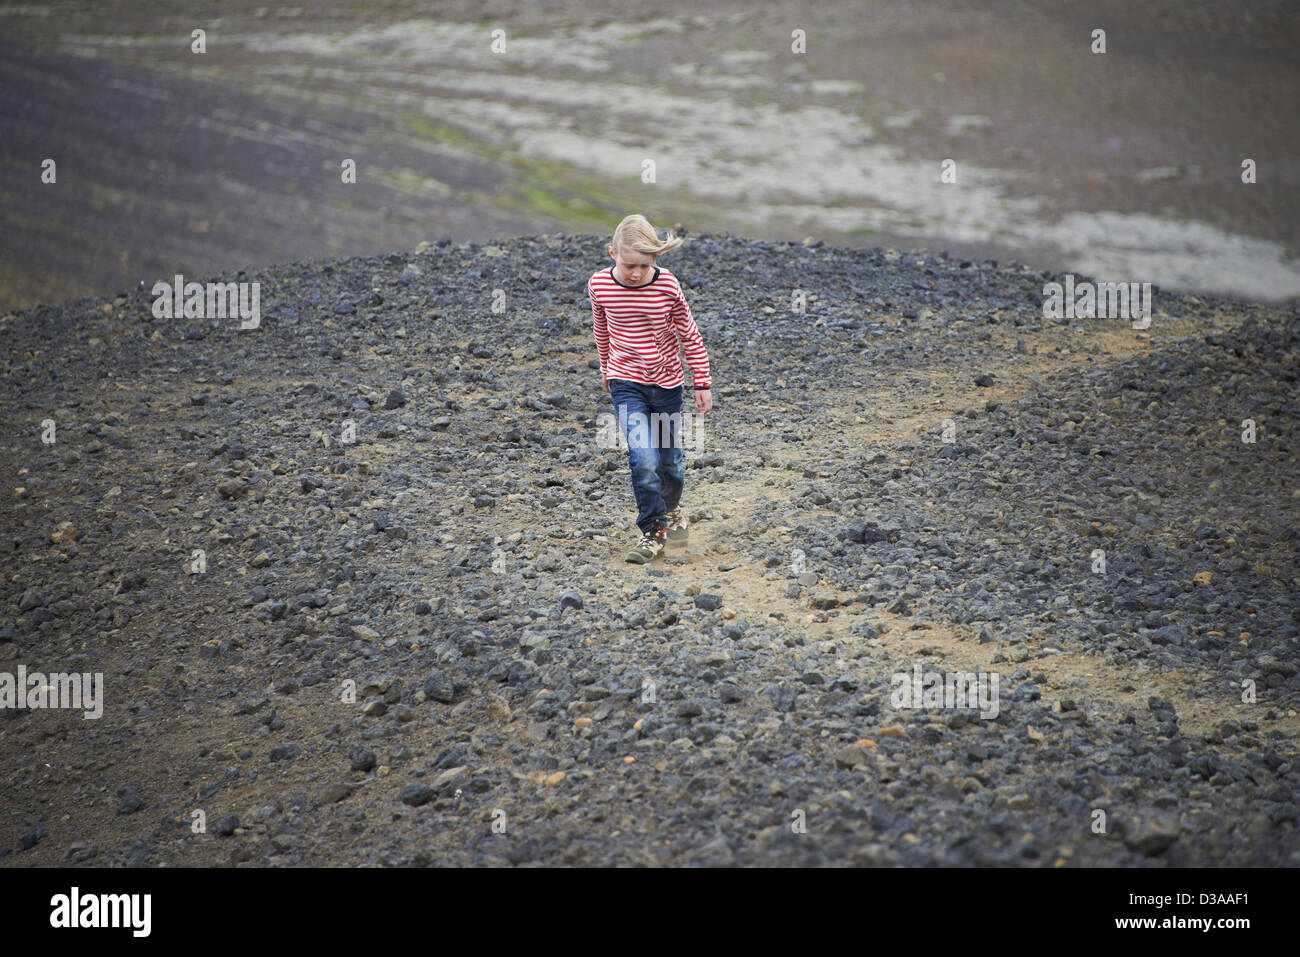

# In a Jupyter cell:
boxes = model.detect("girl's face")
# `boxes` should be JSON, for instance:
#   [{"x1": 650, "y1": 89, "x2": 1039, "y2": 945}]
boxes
[{"x1": 609, "y1": 245, "x2": 654, "y2": 285}]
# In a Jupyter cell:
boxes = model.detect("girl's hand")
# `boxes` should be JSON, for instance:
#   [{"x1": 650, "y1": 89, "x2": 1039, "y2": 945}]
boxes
[
  {"x1": 603, "y1": 377, "x2": 610, "y2": 394},
  {"x1": 695, "y1": 389, "x2": 712, "y2": 414}
]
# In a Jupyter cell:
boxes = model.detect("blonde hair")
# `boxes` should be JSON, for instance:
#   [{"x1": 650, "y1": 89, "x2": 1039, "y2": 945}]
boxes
[{"x1": 610, "y1": 214, "x2": 683, "y2": 258}]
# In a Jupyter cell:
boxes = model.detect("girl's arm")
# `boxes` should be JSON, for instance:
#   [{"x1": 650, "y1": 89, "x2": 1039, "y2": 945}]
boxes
[
  {"x1": 589, "y1": 278, "x2": 610, "y2": 386},
  {"x1": 670, "y1": 286, "x2": 712, "y2": 391}
]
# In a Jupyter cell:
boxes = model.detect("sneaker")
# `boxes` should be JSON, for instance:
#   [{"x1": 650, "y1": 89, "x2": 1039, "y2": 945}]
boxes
[
  {"x1": 626, "y1": 524, "x2": 667, "y2": 563},
  {"x1": 665, "y1": 505, "x2": 688, "y2": 545}
]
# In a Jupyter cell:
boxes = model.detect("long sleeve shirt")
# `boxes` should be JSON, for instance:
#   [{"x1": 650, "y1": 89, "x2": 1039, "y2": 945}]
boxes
[{"x1": 588, "y1": 265, "x2": 712, "y2": 390}]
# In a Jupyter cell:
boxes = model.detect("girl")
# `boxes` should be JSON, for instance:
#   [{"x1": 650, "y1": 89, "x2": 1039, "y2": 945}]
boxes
[{"x1": 588, "y1": 214, "x2": 714, "y2": 563}]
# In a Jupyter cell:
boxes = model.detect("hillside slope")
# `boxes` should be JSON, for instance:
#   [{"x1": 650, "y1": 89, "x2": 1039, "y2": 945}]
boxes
[{"x1": 1, "y1": 233, "x2": 1297, "y2": 866}]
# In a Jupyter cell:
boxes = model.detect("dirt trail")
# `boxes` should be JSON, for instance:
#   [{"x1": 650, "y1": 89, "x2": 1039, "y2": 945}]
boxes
[
  {"x1": 564, "y1": 308, "x2": 1298, "y2": 742},
  {"x1": 143, "y1": 303, "x2": 1282, "y2": 748},
  {"x1": 186, "y1": 305, "x2": 1288, "y2": 751}
]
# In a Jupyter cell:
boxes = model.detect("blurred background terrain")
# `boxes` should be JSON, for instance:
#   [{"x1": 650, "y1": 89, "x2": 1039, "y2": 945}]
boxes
[{"x1": 1, "y1": 0, "x2": 1297, "y2": 313}]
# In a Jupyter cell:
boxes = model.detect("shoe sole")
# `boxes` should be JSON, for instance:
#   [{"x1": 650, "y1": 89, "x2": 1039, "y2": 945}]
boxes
[
  {"x1": 627, "y1": 526, "x2": 668, "y2": 563},
  {"x1": 665, "y1": 516, "x2": 688, "y2": 545},
  {"x1": 626, "y1": 537, "x2": 667, "y2": 563}
]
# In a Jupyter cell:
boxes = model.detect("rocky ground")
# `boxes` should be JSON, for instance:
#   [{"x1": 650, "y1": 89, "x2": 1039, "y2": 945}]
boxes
[{"x1": 1, "y1": 232, "x2": 1297, "y2": 867}]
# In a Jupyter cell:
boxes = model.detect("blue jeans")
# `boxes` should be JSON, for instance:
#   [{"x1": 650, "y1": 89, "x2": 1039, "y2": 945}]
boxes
[{"x1": 608, "y1": 378, "x2": 685, "y2": 535}]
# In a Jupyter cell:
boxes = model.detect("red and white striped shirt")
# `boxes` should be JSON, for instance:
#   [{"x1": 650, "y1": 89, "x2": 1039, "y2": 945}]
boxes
[{"x1": 589, "y1": 265, "x2": 712, "y2": 390}]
